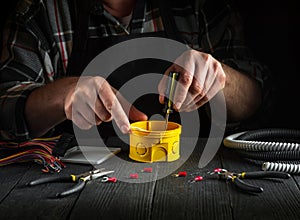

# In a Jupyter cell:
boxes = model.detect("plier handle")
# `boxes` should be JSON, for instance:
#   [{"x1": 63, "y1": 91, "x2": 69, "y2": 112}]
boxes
[
  {"x1": 209, "y1": 168, "x2": 290, "y2": 193},
  {"x1": 27, "y1": 168, "x2": 114, "y2": 197}
]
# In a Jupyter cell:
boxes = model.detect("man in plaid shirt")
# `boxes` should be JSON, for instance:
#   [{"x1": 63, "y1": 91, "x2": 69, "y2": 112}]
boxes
[{"x1": 0, "y1": 0, "x2": 271, "y2": 142}]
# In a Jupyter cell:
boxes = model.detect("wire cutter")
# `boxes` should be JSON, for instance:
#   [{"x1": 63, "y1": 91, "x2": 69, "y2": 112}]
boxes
[
  {"x1": 27, "y1": 168, "x2": 114, "y2": 197},
  {"x1": 209, "y1": 168, "x2": 290, "y2": 193}
]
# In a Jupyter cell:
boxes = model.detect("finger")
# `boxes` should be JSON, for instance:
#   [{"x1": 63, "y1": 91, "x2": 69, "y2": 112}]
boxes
[
  {"x1": 200, "y1": 61, "x2": 225, "y2": 102},
  {"x1": 98, "y1": 83, "x2": 131, "y2": 133},
  {"x1": 110, "y1": 99, "x2": 131, "y2": 134},
  {"x1": 158, "y1": 68, "x2": 172, "y2": 104},
  {"x1": 180, "y1": 93, "x2": 205, "y2": 112},
  {"x1": 158, "y1": 63, "x2": 188, "y2": 106},
  {"x1": 173, "y1": 69, "x2": 193, "y2": 110},
  {"x1": 72, "y1": 110, "x2": 94, "y2": 130},
  {"x1": 94, "y1": 96, "x2": 112, "y2": 122},
  {"x1": 183, "y1": 74, "x2": 222, "y2": 112},
  {"x1": 200, "y1": 60, "x2": 222, "y2": 99},
  {"x1": 182, "y1": 95, "x2": 209, "y2": 112},
  {"x1": 128, "y1": 105, "x2": 148, "y2": 121},
  {"x1": 181, "y1": 58, "x2": 224, "y2": 111},
  {"x1": 77, "y1": 102, "x2": 104, "y2": 126},
  {"x1": 180, "y1": 77, "x2": 205, "y2": 108},
  {"x1": 70, "y1": 86, "x2": 104, "y2": 126}
]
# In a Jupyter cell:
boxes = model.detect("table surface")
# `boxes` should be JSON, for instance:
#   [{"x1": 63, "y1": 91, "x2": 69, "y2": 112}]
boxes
[{"x1": 0, "y1": 138, "x2": 299, "y2": 220}]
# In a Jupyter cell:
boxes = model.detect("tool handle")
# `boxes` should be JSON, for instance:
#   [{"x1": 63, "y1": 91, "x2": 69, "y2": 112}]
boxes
[
  {"x1": 242, "y1": 171, "x2": 291, "y2": 179},
  {"x1": 163, "y1": 72, "x2": 178, "y2": 113},
  {"x1": 232, "y1": 177, "x2": 263, "y2": 193},
  {"x1": 56, "y1": 179, "x2": 85, "y2": 198},
  {"x1": 27, "y1": 176, "x2": 72, "y2": 186}
]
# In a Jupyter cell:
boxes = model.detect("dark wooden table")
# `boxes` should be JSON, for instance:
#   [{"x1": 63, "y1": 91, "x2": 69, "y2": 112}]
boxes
[{"x1": 0, "y1": 138, "x2": 299, "y2": 220}]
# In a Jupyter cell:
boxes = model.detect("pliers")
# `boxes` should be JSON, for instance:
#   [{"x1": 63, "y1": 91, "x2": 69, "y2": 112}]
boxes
[
  {"x1": 27, "y1": 168, "x2": 114, "y2": 197},
  {"x1": 209, "y1": 168, "x2": 290, "y2": 193}
]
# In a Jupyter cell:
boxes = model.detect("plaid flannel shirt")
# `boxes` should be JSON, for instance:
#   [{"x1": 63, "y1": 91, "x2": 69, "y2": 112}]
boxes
[{"x1": 0, "y1": 0, "x2": 272, "y2": 141}]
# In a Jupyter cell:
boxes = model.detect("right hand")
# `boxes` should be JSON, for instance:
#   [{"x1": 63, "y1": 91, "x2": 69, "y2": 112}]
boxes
[{"x1": 64, "y1": 76, "x2": 147, "y2": 133}]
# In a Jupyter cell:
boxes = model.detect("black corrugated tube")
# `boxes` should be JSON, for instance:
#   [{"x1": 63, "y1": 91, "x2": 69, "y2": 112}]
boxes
[{"x1": 223, "y1": 128, "x2": 300, "y2": 174}]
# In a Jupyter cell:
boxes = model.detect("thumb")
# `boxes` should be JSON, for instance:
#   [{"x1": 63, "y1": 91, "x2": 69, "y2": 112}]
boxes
[{"x1": 129, "y1": 106, "x2": 148, "y2": 121}]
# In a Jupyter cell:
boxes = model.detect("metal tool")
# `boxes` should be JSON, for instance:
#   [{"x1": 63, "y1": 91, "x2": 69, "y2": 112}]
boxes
[
  {"x1": 163, "y1": 72, "x2": 179, "y2": 130},
  {"x1": 27, "y1": 168, "x2": 114, "y2": 197},
  {"x1": 208, "y1": 168, "x2": 290, "y2": 193}
]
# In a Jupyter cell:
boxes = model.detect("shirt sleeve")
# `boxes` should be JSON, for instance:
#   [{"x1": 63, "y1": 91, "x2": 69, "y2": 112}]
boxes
[{"x1": 0, "y1": 7, "x2": 53, "y2": 141}]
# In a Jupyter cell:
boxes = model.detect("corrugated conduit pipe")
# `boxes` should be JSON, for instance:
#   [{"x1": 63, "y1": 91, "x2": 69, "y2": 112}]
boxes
[{"x1": 223, "y1": 128, "x2": 300, "y2": 174}]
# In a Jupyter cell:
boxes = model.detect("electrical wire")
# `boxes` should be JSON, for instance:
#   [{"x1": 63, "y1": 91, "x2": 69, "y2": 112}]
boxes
[{"x1": 0, "y1": 135, "x2": 65, "y2": 173}]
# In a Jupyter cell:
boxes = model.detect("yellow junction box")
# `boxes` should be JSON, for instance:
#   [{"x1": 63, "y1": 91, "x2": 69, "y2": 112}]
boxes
[{"x1": 129, "y1": 121, "x2": 182, "y2": 163}]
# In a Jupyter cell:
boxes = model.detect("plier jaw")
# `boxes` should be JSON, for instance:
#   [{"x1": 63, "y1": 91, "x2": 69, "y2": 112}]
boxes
[
  {"x1": 76, "y1": 168, "x2": 114, "y2": 181},
  {"x1": 208, "y1": 168, "x2": 234, "y2": 180},
  {"x1": 74, "y1": 168, "x2": 114, "y2": 181}
]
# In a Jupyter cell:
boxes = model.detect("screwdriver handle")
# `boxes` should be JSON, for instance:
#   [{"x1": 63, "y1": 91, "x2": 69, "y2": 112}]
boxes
[{"x1": 163, "y1": 72, "x2": 179, "y2": 114}]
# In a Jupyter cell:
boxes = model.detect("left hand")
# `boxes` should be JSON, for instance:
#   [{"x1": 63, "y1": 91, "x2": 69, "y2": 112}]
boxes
[{"x1": 158, "y1": 49, "x2": 226, "y2": 112}]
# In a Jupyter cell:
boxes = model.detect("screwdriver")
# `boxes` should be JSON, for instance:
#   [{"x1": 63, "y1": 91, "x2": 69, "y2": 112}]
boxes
[{"x1": 163, "y1": 72, "x2": 179, "y2": 130}]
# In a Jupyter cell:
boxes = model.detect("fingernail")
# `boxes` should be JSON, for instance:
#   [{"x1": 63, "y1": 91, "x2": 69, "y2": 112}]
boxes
[
  {"x1": 121, "y1": 125, "x2": 130, "y2": 133},
  {"x1": 159, "y1": 95, "x2": 164, "y2": 104}
]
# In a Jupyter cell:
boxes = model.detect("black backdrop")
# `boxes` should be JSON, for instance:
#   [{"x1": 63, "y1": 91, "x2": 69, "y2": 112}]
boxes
[{"x1": 236, "y1": 0, "x2": 299, "y2": 129}]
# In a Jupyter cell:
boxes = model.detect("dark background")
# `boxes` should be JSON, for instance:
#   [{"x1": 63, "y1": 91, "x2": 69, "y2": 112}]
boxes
[
  {"x1": 0, "y1": 0, "x2": 298, "y2": 129},
  {"x1": 236, "y1": 0, "x2": 299, "y2": 129}
]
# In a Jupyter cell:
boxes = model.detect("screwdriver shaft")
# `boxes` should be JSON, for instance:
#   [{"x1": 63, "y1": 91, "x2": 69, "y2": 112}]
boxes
[{"x1": 164, "y1": 72, "x2": 178, "y2": 130}]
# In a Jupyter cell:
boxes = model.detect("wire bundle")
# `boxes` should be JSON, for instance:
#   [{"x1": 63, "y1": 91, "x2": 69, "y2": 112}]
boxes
[
  {"x1": 223, "y1": 128, "x2": 300, "y2": 174},
  {"x1": 0, "y1": 135, "x2": 66, "y2": 173}
]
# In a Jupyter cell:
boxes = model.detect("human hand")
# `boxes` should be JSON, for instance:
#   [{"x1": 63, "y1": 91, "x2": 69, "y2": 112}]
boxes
[
  {"x1": 64, "y1": 76, "x2": 147, "y2": 133},
  {"x1": 158, "y1": 49, "x2": 226, "y2": 112}
]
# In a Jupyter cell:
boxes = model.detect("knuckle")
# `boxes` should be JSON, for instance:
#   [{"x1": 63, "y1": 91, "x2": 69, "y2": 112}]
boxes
[
  {"x1": 102, "y1": 114, "x2": 112, "y2": 122},
  {"x1": 184, "y1": 49, "x2": 197, "y2": 58},
  {"x1": 96, "y1": 120, "x2": 103, "y2": 126},
  {"x1": 105, "y1": 101, "x2": 114, "y2": 111},
  {"x1": 94, "y1": 76, "x2": 105, "y2": 83},
  {"x1": 190, "y1": 80, "x2": 203, "y2": 95},
  {"x1": 180, "y1": 73, "x2": 193, "y2": 86},
  {"x1": 97, "y1": 79, "x2": 109, "y2": 93},
  {"x1": 95, "y1": 116, "x2": 103, "y2": 125},
  {"x1": 202, "y1": 53, "x2": 211, "y2": 62},
  {"x1": 74, "y1": 119, "x2": 92, "y2": 130},
  {"x1": 213, "y1": 61, "x2": 222, "y2": 71},
  {"x1": 190, "y1": 49, "x2": 199, "y2": 58}
]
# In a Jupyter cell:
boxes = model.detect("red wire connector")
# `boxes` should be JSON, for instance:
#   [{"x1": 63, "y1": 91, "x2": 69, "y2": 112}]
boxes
[
  {"x1": 130, "y1": 173, "x2": 139, "y2": 179},
  {"x1": 172, "y1": 171, "x2": 187, "y2": 177},
  {"x1": 193, "y1": 176, "x2": 203, "y2": 182},
  {"x1": 214, "y1": 168, "x2": 223, "y2": 173},
  {"x1": 102, "y1": 177, "x2": 117, "y2": 183},
  {"x1": 189, "y1": 175, "x2": 204, "y2": 183},
  {"x1": 141, "y1": 167, "x2": 153, "y2": 173}
]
